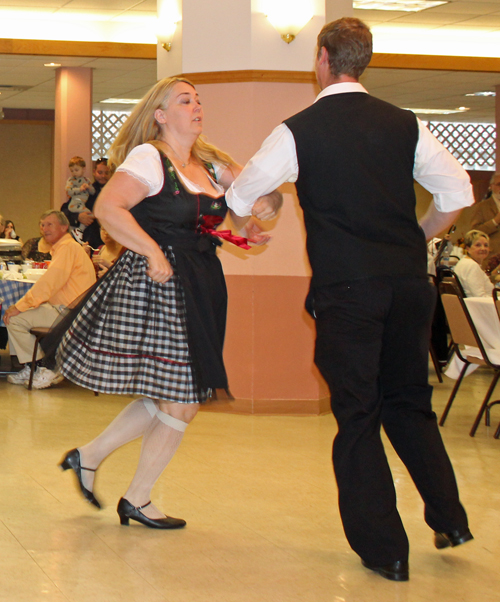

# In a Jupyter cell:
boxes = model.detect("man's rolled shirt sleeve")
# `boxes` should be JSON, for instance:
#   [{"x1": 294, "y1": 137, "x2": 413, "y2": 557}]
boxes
[
  {"x1": 226, "y1": 124, "x2": 298, "y2": 216},
  {"x1": 413, "y1": 119, "x2": 475, "y2": 212}
]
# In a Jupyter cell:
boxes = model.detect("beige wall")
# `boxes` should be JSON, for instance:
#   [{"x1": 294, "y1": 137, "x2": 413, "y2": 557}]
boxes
[{"x1": 0, "y1": 121, "x2": 53, "y2": 243}]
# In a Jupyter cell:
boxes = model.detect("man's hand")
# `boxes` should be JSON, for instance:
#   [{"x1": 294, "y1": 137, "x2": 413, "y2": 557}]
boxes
[
  {"x1": 3, "y1": 305, "x2": 21, "y2": 325},
  {"x1": 79, "y1": 212, "x2": 95, "y2": 226},
  {"x1": 252, "y1": 190, "x2": 283, "y2": 221}
]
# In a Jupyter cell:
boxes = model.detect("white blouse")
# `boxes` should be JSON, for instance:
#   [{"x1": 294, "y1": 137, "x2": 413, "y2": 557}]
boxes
[
  {"x1": 454, "y1": 256, "x2": 494, "y2": 298},
  {"x1": 116, "y1": 143, "x2": 225, "y2": 197}
]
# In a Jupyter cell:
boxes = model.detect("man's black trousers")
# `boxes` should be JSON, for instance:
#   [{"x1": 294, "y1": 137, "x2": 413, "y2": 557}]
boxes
[{"x1": 313, "y1": 276, "x2": 468, "y2": 565}]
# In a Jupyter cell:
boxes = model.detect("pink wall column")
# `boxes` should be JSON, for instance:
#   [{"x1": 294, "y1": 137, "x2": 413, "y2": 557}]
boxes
[
  {"x1": 53, "y1": 67, "x2": 93, "y2": 209},
  {"x1": 195, "y1": 80, "x2": 331, "y2": 414}
]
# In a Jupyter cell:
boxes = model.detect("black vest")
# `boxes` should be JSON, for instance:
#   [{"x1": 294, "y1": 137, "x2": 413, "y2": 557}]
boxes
[{"x1": 285, "y1": 92, "x2": 427, "y2": 286}]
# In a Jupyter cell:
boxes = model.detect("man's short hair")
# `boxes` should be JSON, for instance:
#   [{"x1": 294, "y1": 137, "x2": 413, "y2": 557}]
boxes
[
  {"x1": 40, "y1": 210, "x2": 70, "y2": 227},
  {"x1": 94, "y1": 157, "x2": 108, "y2": 168},
  {"x1": 490, "y1": 172, "x2": 500, "y2": 184},
  {"x1": 69, "y1": 156, "x2": 86, "y2": 168},
  {"x1": 317, "y1": 17, "x2": 373, "y2": 80}
]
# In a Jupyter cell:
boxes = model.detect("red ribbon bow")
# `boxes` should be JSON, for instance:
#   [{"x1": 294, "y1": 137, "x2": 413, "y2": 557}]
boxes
[{"x1": 201, "y1": 226, "x2": 251, "y2": 250}]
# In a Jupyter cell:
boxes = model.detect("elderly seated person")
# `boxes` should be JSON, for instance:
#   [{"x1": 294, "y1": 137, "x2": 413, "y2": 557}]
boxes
[
  {"x1": 453, "y1": 230, "x2": 494, "y2": 298},
  {"x1": 3, "y1": 210, "x2": 96, "y2": 389}
]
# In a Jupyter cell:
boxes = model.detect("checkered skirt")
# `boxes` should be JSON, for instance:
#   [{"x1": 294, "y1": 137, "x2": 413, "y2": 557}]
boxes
[{"x1": 57, "y1": 248, "x2": 206, "y2": 403}]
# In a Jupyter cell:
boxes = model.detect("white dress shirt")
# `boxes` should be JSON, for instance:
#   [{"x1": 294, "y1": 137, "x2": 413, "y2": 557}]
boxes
[{"x1": 226, "y1": 82, "x2": 475, "y2": 216}]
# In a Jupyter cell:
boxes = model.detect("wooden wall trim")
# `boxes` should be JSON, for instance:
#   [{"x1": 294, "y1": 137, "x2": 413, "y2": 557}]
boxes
[
  {"x1": 180, "y1": 53, "x2": 500, "y2": 84},
  {"x1": 0, "y1": 38, "x2": 156, "y2": 60},
  {"x1": 179, "y1": 70, "x2": 317, "y2": 85},
  {"x1": 1, "y1": 40, "x2": 499, "y2": 75},
  {"x1": 370, "y1": 53, "x2": 500, "y2": 73},
  {"x1": 3, "y1": 48, "x2": 490, "y2": 75}
]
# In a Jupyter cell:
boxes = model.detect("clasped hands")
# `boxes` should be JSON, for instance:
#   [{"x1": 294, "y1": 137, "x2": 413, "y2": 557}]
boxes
[
  {"x1": 240, "y1": 190, "x2": 283, "y2": 246},
  {"x1": 251, "y1": 190, "x2": 283, "y2": 221}
]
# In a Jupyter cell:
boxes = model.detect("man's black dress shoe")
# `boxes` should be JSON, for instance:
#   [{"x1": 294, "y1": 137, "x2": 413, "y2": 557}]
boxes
[
  {"x1": 59, "y1": 448, "x2": 101, "y2": 509},
  {"x1": 117, "y1": 498, "x2": 186, "y2": 529},
  {"x1": 361, "y1": 559, "x2": 409, "y2": 582},
  {"x1": 434, "y1": 528, "x2": 474, "y2": 549}
]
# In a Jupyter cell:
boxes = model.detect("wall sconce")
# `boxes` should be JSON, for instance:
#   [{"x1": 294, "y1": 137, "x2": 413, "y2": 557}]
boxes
[
  {"x1": 265, "y1": 1, "x2": 313, "y2": 44},
  {"x1": 157, "y1": 22, "x2": 178, "y2": 51}
]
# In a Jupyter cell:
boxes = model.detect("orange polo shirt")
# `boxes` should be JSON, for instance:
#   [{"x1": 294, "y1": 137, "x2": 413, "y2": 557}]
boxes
[{"x1": 15, "y1": 233, "x2": 96, "y2": 312}]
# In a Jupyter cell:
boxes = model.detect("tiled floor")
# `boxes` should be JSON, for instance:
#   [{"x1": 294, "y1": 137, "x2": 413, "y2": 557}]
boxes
[{"x1": 0, "y1": 357, "x2": 499, "y2": 601}]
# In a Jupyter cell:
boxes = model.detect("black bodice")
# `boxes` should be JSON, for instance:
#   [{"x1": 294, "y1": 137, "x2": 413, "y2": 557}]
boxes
[{"x1": 130, "y1": 152, "x2": 228, "y2": 245}]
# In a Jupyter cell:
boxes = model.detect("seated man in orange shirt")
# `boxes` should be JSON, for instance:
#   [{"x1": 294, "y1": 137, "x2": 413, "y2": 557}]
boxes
[{"x1": 3, "y1": 210, "x2": 96, "y2": 389}]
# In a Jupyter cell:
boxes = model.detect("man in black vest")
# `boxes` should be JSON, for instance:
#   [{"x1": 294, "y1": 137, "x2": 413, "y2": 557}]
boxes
[{"x1": 227, "y1": 17, "x2": 474, "y2": 582}]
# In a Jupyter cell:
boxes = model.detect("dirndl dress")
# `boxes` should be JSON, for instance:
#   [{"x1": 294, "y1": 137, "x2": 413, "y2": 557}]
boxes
[{"x1": 56, "y1": 152, "x2": 230, "y2": 404}]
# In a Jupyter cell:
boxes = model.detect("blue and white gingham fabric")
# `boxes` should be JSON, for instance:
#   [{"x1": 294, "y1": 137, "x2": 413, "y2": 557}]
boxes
[{"x1": 0, "y1": 280, "x2": 34, "y2": 319}]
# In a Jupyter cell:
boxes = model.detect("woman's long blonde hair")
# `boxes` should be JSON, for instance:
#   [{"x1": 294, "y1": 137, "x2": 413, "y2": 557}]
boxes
[{"x1": 107, "y1": 77, "x2": 236, "y2": 171}]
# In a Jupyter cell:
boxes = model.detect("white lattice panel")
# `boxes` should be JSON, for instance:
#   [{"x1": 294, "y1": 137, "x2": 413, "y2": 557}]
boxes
[
  {"x1": 91, "y1": 113, "x2": 496, "y2": 172},
  {"x1": 92, "y1": 111, "x2": 130, "y2": 160},
  {"x1": 424, "y1": 121, "x2": 496, "y2": 171}
]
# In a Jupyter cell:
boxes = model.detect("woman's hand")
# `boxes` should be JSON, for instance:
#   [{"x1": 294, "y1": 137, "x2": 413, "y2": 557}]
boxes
[
  {"x1": 240, "y1": 219, "x2": 271, "y2": 246},
  {"x1": 146, "y1": 250, "x2": 174, "y2": 283}
]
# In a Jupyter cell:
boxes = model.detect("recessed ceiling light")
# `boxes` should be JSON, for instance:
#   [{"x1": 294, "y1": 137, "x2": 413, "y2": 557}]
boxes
[
  {"x1": 403, "y1": 107, "x2": 470, "y2": 114},
  {"x1": 464, "y1": 90, "x2": 496, "y2": 97},
  {"x1": 100, "y1": 98, "x2": 140, "y2": 105},
  {"x1": 354, "y1": 0, "x2": 447, "y2": 11},
  {"x1": 44, "y1": 62, "x2": 61, "y2": 67}
]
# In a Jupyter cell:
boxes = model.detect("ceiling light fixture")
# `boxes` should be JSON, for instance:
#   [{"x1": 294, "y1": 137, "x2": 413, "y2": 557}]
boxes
[
  {"x1": 354, "y1": 0, "x2": 447, "y2": 11},
  {"x1": 44, "y1": 62, "x2": 61, "y2": 67},
  {"x1": 464, "y1": 90, "x2": 496, "y2": 97},
  {"x1": 403, "y1": 106, "x2": 470, "y2": 114},
  {"x1": 100, "y1": 98, "x2": 141, "y2": 105}
]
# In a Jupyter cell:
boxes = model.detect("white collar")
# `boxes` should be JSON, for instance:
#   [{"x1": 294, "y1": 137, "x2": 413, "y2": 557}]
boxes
[{"x1": 315, "y1": 82, "x2": 368, "y2": 103}]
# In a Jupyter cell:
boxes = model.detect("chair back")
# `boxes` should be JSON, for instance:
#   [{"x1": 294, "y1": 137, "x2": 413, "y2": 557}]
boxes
[
  {"x1": 493, "y1": 287, "x2": 500, "y2": 321},
  {"x1": 437, "y1": 266, "x2": 467, "y2": 296},
  {"x1": 439, "y1": 275, "x2": 490, "y2": 364}
]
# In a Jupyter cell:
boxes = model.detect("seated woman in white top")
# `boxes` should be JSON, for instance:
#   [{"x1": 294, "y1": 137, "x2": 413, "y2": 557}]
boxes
[{"x1": 453, "y1": 230, "x2": 494, "y2": 297}]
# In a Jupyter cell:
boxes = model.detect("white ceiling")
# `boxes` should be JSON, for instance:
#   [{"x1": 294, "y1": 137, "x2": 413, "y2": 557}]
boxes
[{"x1": 0, "y1": 0, "x2": 499, "y2": 122}]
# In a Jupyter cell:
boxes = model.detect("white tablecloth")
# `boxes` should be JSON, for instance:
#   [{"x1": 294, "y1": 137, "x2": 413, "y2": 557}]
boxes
[{"x1": 444, "y1": 296, "x2": 500, "y2": 379}]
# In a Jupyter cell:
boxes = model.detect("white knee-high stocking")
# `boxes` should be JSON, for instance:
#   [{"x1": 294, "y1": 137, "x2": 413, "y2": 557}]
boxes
[
  {"x1": 78, "y1": 397, "x2": 159, "y2": 492},
  {"x1": 123, "y1": 410, "x2": 188, "y2": 519}
]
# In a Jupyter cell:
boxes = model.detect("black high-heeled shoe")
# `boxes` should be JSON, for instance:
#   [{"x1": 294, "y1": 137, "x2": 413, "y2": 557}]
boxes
[
  {"x1": 59, "y1": 448, "x2": 101, "y2": 509},
  {"x1": 117, "y1": 498, "x2": 186, "y2": 529}
]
